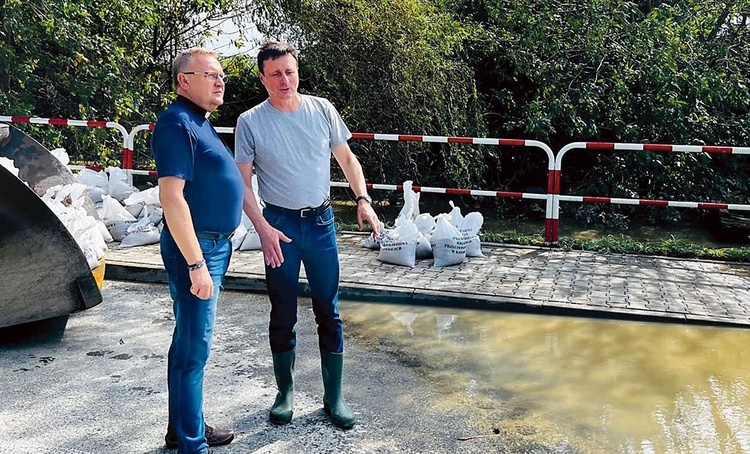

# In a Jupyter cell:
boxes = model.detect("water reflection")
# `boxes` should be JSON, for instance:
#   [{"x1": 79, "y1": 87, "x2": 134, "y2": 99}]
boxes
[{"x1": 343, "y1": 301, "x2": 750, "y2": 453}]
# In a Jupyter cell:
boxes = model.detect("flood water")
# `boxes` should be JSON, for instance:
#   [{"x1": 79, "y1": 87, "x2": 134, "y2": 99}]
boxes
[{"x1": 340, "y1": 300, "x2": 750, "y2": 453}]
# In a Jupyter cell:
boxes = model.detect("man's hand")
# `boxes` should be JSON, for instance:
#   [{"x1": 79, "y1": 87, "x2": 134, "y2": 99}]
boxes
[
  {"x1": 189, "y1": 267, "x2": 214, "y2": 300},
  {"x1": 257, "y1": 224, "x2": 292, "y2": 268},
  {"x1": 357, "y1": 200, "x2": 380, "y2": 236}
]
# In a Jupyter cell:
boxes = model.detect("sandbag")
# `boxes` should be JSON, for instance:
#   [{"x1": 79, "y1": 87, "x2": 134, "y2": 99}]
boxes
[
  {"x1": 100, "y1": 194, "x2": 137, "y2": 241},
  {"x1": 119, "y1": 216, "x2": 160, "y2": 248},
  {"x1": 76, "y1": 168, "x2": 109, "y2": 203},
  {"x1": 378, "y1": 218, "x2": 419, "y2": 267},
  {"x1": 396, "y1": 180, "x2": 420, "y2": 222},
  {"x1": 107, "y1": 166, "x2": 139, "y2": 202},
  {"x1": 430, "y1": 214, "x2": 466, "y2": 267},
  {"x1": 459, "y1": 212, "x2": 485, "y2": 258}
]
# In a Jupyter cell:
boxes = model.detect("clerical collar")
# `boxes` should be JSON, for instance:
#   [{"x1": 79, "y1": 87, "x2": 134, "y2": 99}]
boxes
[{"x1": 176, "y1": 95, "x2": 209, "y2": 118}]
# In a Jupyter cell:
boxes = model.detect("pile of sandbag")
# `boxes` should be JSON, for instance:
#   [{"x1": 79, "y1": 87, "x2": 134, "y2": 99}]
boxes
[
  {"x1": 76, "y1": 167, "x2": 161, "y2": 248},
  {"x1": 0, "y1": 155, "x2": 109, "y2": 270},
  {"x1": 362, "y1": 181, "x2": 485, "y2": 268},
  {"x1": 76, "y1": 168, "x2": 264, "y2": 252}
]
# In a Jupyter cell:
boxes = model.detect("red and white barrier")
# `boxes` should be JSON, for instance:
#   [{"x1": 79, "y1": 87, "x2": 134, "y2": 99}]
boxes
[
  {"x1": 0, "y1": 115, "x2": 131, "y2": 170},
  {"x1": 344, "y1": 133, "x2": 557, "y2": 244},
  {"x1": 9, "y1": 115, "x2": 749, "y2": 248},
  {"x1": 550, "y1": 141, "x2": 750, "y2": 243}
]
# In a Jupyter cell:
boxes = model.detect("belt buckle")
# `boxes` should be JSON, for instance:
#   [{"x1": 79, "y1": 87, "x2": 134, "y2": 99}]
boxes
[{"x1": 299, "y1": 207, "x2": 313, "y2": 218}]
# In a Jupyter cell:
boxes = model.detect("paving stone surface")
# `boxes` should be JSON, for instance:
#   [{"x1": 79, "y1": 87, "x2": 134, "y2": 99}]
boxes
[{"x1": 105, "y1": 232, "x2": 750, "y2": 328}]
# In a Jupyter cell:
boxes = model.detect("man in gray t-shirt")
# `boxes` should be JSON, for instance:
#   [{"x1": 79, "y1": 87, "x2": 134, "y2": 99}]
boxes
[{"x1": 235, "y1": 40, "x2": 379, "y2": 430}]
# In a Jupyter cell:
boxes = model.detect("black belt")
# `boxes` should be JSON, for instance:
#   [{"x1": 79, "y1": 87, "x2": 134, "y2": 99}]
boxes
[
  {"x1": 263, "y1": 198, "x2": 332, "y2": 218},
  {"x1": 196, "y1": 230, "x2": 234, "y2": 240},
  {"x1": 164, "y1": 224, "x2": 234, "y2": 240}
]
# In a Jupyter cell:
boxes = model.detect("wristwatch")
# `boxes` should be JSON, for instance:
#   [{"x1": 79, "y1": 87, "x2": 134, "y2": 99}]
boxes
[{"x1": 355, "y1": 194, "x2": 372, "y2": 205}]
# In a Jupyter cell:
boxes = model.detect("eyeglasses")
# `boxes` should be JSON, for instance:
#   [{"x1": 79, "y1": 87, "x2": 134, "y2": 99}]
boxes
[{"x1": 182, "y1": 71, "x2": 229, "y2": 83}]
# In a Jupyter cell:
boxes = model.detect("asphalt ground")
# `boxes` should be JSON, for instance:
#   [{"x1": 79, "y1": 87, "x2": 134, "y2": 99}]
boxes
[
  {"x1": 0, "y1": 281, "x2": 545, "y2": 454},
  {"x1": 3, "y1": 232, "x2": 750, "y2": 453}
]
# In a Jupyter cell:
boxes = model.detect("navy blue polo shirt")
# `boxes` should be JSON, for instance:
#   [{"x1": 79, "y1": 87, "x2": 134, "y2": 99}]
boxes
[{"x1": 152, "y1": 95, "x2": 243, "y2": 234}]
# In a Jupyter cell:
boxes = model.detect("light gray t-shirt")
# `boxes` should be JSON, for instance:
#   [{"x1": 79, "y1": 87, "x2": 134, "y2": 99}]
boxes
[{"x1": 235, "y1": 94, "x2": 352, "y2": 209}]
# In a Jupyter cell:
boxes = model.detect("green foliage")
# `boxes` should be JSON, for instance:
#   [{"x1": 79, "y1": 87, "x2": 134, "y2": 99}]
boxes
[
  {"x1": 450, "y1": 0, "x2": 750, "y2": 224},
  {"x1": 3, "y1": 0, "x2": 750, "y2": 237},
  {"x1": 0, "y1": 0, "x2": 254, "y2": 165},
  {"x1": 256, "y1": 0, "x2": 489, "y2": 188}
]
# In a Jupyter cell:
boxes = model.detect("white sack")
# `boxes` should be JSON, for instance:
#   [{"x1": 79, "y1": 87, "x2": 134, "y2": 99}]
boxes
[
  {"x1": 415, "y1": 231, "x2": 433, "y2": 259},
  {"x1": 50, "y1": 148, "x2": 70, "y2": 166},
  {"x1": 378, "y1": 218, "x2": 419, "y2": 267},
  {"x1": 414, "y1": 213, "x2": 436, "y2": 237},
  {"x1": 120, "y1": 217, "x2": 160, "y2": 248},
  {"x1": 430, "y1": 214, "x2": 466, "y2": 267},
  {"x1": 459, "y1": 212, "x2": 485, "y2": 258},
  {"x1": 447, "y1": 201, "x2": 464, "y2": 227},
  {"x1": 75, "y1": 168, "x2": 109, "y2": 203},
  {"x1": 100, "y1": 194, "x2": 137, "y2": 241},
  {"x1": 107, "y1": 166, "x2": 139, "y2": 202},
  {"x1": 239, "y1": 222, "x2": 261, "y2": 251},
  {"x1": 361, "y1": 220, "x2": 387, "y2": 249},
  {"x1": 0, "y1": 157, "x2": 19, "y2": 178}
]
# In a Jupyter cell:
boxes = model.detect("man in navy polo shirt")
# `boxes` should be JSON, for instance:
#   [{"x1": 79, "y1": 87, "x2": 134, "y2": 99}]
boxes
[{"x1": 152, "y1": 48, "x2": 243, "y2": 453}]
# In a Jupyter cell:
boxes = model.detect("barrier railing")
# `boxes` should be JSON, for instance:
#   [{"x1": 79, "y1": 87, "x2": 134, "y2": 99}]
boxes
[
  {"x1": 344, "y1": 133, "x2": 556, "y2": 244},
  {"x1": 0, "y1": 115, "x2": 131, "y2": 171},
  {"x1": 551, "y1": 141, "x2": 750, "y2": 244},
  {"x1": 128, "y1": 124, "x2": 558, "y2": 244},
  {"x1": 8, "y1": 115, "x2": 750, "y2": 248}
]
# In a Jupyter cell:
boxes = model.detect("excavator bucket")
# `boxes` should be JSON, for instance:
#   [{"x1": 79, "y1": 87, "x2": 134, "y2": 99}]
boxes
[{"x1": 0, "y1": 123, "x2": 102, "y2": 329}]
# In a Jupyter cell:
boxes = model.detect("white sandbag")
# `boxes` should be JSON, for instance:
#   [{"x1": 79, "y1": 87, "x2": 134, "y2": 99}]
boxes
[
  {"x1": 100, "y1": 194, "x2": 137, "y2": 241},
  {"x1": 447, "y1": 201, "x2": 464, "y2": 227},
  {"x1": 97, "y1": 220, "x2": 114, "y2": 243},
  {"x1": 459, "y1": 212, "x2": 485, "y2": 258},
  {"x1": 396, "y1": 180, "x2": 414, "y2": 221},
  {"x1": 396, "y1": 180, "x2": 421, "y2": 221},
  {"x1": 125, "y1": 202, "x2": 146, "y2": 218},
  {"x1": 107, "y1": 166, "x2": 139, "y2": 202},
  {"x1": 360, "y1": 227, "x2": 393, "y2": 250},
  {"x1": 120, "y1": 217, "x2": 160, "y2": 248},
  {"x1": 378, "y1": 238, "x2": 416, "y2": 267},
  {"x1": 50, "y1": 147, "x2": 70, "y2": 166},
  {"x1": 378, "y1": 218, "x2": 419, "y2": 267},
  {"x1": 0, "y1": 157, "x2": 19, "y2": 177},
  {"x1": 414, "y1": 213, "x2": 436, "y2": 237},
  {"x1": 415, "y1": 231, "x2": 432, "y2": 259},
  {"x1": 239, "y1": 222, "x2": 261, "y2": 251},
  {"x1": 147, "y1": 204, "x2": 163, "y2": 226},
  {"x1": 124, "y1": 186, "x2": 160, "y2": 206},
  {"x1": 231, "y1": 223, "x2": 248, "y2": 250},
  {"x1": 75, "y1": 168, "x2": 109, "y2": 203},
  {"x1": 430, "y1": 214, "x2": 466, "y2": 267}
]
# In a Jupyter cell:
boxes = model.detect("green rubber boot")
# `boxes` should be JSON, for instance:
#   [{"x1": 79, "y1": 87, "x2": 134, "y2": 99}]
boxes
[
  {"x1": 320, "y1": 350, "x2": 356, "y2": 429},
  {"x1": 270, "y1": 348, "x2": 295, "y2": 425}
]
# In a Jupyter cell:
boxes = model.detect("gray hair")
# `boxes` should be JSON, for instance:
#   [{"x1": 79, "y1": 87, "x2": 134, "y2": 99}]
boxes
[{"x1": 172, "y1": 48, "x2": 218, "y2": 87}]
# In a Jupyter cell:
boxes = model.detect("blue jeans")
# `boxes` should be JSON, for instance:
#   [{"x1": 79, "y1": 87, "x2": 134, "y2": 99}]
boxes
[
  {"x1": 161, "y1": 228, "x2": 232, "y2": 454},
  {"x1": 263, "y1": 205, "x2": 344, "y2": 354}
]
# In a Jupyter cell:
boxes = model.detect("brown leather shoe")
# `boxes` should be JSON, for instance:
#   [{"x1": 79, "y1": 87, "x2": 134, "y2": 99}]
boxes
[{"x1": 165, "y1": 424, "x2": 235, "y2": 449}]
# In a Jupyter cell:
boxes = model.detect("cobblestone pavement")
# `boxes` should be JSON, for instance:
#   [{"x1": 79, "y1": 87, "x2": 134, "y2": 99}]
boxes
[{"x1": 105, "y1": 232, "x2": 750, "y2": 328}]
